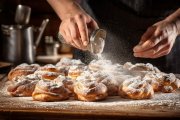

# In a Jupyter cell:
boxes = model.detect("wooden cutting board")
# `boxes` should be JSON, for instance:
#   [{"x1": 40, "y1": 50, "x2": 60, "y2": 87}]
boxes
[{"x1": 0, "y1": 76, "x2": 180, "y2": 118}]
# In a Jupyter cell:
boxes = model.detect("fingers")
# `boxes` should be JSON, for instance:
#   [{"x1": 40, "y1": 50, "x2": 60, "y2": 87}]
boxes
[
  {"x1": 134, "y1": 39, "x2": 172, "y2": 58},
  {"x1": 60, "y1": 24, "x2": 81, "y2": 49},
  {"x1": 133, "y1": 36, "x2": 161, "y2": 53},
  {"x1": 133, "y1": 27, "x2": 163, "y2": 53},
  {"x1": 75, "y1": 14, "x2": 89, "y2": 46},
  {"x1": 152, "y1": 43, "x2": 172, "y2": 58},
  {"x1": 68, "y1": 21, "x2": 83, "y2": 48},
  {"x1": 59, "y1": 13, "x2": 98, "y2": 50}
]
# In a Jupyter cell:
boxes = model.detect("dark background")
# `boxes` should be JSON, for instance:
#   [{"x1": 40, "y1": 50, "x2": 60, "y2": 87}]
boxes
[
  {"x1": 0, "y1": 0, "x2": 179, "y2": 73},
  {"x1": 0, "y1": 0, "x2": 60, "y2": 57}
]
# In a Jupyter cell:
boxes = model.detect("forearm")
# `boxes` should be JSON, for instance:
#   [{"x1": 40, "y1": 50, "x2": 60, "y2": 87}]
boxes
[
  {"x1": 165, "y1": 8, "x2": 180, "y2": 34},
  {"x1": 47, "y1": 0, "x2": 85, "y2": 20}
]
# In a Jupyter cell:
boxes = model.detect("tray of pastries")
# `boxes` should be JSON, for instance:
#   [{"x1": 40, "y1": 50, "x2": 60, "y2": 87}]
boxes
[
  {"x1": 1, "y1": 58, "x2": 180, "y2": 117},
  {"x1": 4, "y1": 58, "x2": 180, "y2": 102}
]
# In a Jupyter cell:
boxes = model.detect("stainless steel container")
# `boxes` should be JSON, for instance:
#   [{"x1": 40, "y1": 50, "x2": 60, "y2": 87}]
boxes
[
  {"x1": 1, "y1": 25, "x2": 34, "y2": 64},
  {"x1": 1, "y1": 19, "x2": 49, "y2": 64},
  {"x1": 58, "y1": 29, "x2": 106, "y2": 54}
]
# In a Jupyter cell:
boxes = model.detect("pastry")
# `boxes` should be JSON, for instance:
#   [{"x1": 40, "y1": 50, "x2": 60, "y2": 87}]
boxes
[
  {"x1": 54, "y1": 75, "x2": 74, "y2": 95},
  {"x1": 8, "y1": 63, "x2": 40, "y2": 80},
  {"x1": 143, "y1": 72, "x2": 163, "y2": 92},
  {"x1": 68, "y1": 65, "x2": 86, "y2": 79},
  {"x1": 74, "y1": 75, "x2": 108, "y2": 102},
  {"x1": 92, "y1": 72, "x2": 119, "y2": 96},
  {"x1": 7, "y1": 74, "x2": 40, "y2": 97},
  {"x1": 119, "y1": 76, "x2": 154, "y2": 100},
  {"x1": 123, "y1": 62, "x2": 161, "y2": 77},
  {"x1": 88, "y1": 60, "x2": 112, "y2": 72},
  {"x1": 34, "y1": 64, "x2": 61, "y2": 80},
  {"x1": 32, "y1": 79, "x2": 70, "y2": 102},
  {"x1": 158, "y1": 73, "x2": 180, "y2": 93},
  {"x1": 56, "y1": 58, "x2": 86, "y2": 76}
]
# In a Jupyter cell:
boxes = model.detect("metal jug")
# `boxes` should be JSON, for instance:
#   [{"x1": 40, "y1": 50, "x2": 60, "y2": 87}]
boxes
[{"x1": 1, "y1": 19, "x2": 49, "y2": 64}]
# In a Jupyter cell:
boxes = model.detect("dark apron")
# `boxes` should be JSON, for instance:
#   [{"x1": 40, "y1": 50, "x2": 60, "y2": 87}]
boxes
[{"x1": 74, "y1": 0, "x2": 180, "y2": 73}]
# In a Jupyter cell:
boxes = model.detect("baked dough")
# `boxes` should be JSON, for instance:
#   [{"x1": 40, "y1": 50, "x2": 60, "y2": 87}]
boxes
[
  {"x1": 34, "y1": 64, "x2": 61, "y2": 80},
  {"x1": 74, "y1": 75, "x2": 108, "y2": 102},
  {"x1": 32, "y1": 79, "x2": 70, "y2": 102},
  {"x1": 119, "y1": 76, "x2": 154, "y2": 100},
  {"x1": 7, "y1": 74, "x2": 39, "y2": 97},
  {"x1": 8, "y1": 63, "x2": 40, "y2": 80}
]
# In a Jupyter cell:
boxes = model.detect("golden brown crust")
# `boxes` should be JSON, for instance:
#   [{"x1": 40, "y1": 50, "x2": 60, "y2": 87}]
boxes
[
  {"x1": 54, "y1": 75, "x2": 74, "y2": 96},
  {"x1": 143, "y1": 73, "x2": 163, "y2": 92},
  {"x1": 93, "y1": 72, "x2": 119, "y2": 96},
  {"x1": 34, "y1": 64, "x2": 61, "y2": 80},
  {"x1": 74, "y1": 80, "x2": 108, "y2": 102},
  {"x1": 123, "y1": 62, "x2": 161, "y2": 77},
  {"x1": 88, "y1": 60, "x2": 112, "y2": 72},
  {"x1": 119, "y1": 76, "x2": 154, "y2": 100},
  {"x1": 7, "y1": 74, "x2": 39, "y2": 97},
  {"x1": 68, "y1": 65, "x2": 85, "y2": 80},
  {"x1": 158, "y1": 73, "x2": 180, "y2": 93},
  {"x1": 32, "y1": 80, "x2": 70, "y2": 102},
  {"x1": 56, "y1": 58, "x2": 85, "y2": 76},
  {"x1": 8, "y1": 63, "x2": 40, "y2": 81}
]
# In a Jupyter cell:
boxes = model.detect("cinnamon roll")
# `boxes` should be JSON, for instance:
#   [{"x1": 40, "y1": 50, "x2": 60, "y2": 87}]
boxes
[
  {"x1": 74, "y1": 75, "x2": 108, "y2": 102},
  {"x1": 119, "y1": 76, "x2": 154, "y2": 100},
  {"x1": 158, "y1": 73, "x2": 180, "y2": 93},
  {"x1": 56, "y1": 58, "x2": 86, "y2": 76},
  {"x1": 68, "y1": 65, "x2": 86, "y2": 80},
  {"x1": 8, "y1": 63, "x2": 40, "y2": 80},
  {"x1": 34, "y1": 64, "x2": 61, "y2": 80},
  {"x1": 88, "y1": 60, "x2": 112, "y2": 72},
  {"x1": 32, "y1": 79, "x2": 70, "y2": 102},
  {"x1": 54, "y1": 75, "x2": 74, "y2": 95},
  {"x1": 7, "y1": 74, "x2": 40, "y2": 97},
  {"x1": 123, "y1": 62, "x2": 160, "y2": 77}
]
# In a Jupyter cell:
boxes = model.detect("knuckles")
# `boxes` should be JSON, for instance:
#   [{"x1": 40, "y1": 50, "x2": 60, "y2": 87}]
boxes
[
  {"x1": 147, "y1": 40, "x2": 156, "y2": 47},
  {"x1": 75, "y1": 14, "x2": 84, "y2": 19}
]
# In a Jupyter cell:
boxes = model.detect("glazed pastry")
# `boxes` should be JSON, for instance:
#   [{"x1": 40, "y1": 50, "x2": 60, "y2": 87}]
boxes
[
  {"x1": 74, "y1": 75, "x2": 108, "y2": 102},
  {"x1": 123, "y1": 62, "x2": 160, "y2": 73},
  {"x1": 56, "y1": 58, "x2": 72, "y2": 75},
  {"x1": 158, "y1": 73, "x2": 180, "y2": 93},
  {"x1": 32, "y1": 79, "x2": 70, "y2": 102},
  {"x1": 92, "y1": 72, "x2": 119, "y2": 96},
  {"x1": 8, "y1": 63, "x2": 40, "y2": 80},
  {"x1": 56, "y1": 58, "x2": 72, "y2": 66},
  {"x1": 34, "y1": 64, "x2": 61, "y2": 80},
  {"x1": 88, "y1": 60, "x2": 112, "y2": 72},
  {"x1": 123, "y1": 62, "x2": 160, "y2": 77},
  {"x1": 56, "y1": 58, "x2": 86, "y2": 76},
  {"x1": 68, "y1": 65, "x2": 86, "y2": 79},
  {"x1": 54, "y1": 75, "x2": 74, "y2": 94},
  {"x1": 7, "y1": 74, "x2": 40, "y2": 97},
  {"x1": 119, "y1": 76, "x2": 154, "y2": 100},
  {"x1": 143, "y1": 72, "x2": 163, "y2": 92},
  {"x1": 99, "y1": 76, "x2": 119, "y2": 96}
]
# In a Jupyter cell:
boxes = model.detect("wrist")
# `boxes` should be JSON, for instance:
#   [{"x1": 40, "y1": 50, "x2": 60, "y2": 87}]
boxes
[{"x1": 47, "y1": 0, "x2": 85, "y2": 20}]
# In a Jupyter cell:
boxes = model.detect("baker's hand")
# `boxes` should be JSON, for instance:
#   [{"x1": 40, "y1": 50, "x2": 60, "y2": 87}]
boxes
[
  {"x1": 59, "y1": 12, "x2": 99, "y2": 50},
  {"x1": 133, "y1": 20, "x2": 179, "y2": 58}
]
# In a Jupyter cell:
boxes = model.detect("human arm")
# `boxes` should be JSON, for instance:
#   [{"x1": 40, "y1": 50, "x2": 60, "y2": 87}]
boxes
[
  {"x1": 133, "y1": 8, "x2": 180, "y2": 58},
  {"x1": 47, "y1": 0, "x2": 99, "y2": 49}
]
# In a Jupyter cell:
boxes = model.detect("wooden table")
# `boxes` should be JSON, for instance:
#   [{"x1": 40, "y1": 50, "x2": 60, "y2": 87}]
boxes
[{"x1": 0, "y1": 75, "x2": 180, "y2": 120}]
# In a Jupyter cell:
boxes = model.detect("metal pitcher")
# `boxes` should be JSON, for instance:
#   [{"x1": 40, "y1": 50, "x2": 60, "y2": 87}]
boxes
[{"x1": 1, "y1": 19, "x2": 49, "y2": 64}]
